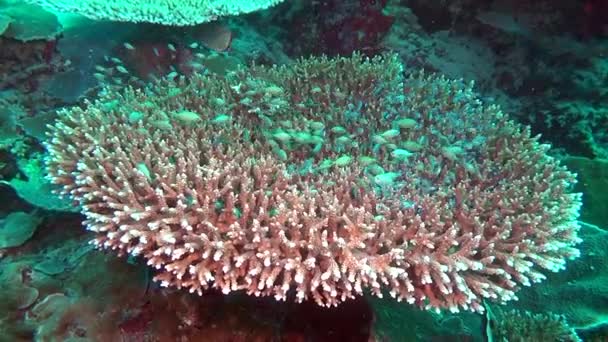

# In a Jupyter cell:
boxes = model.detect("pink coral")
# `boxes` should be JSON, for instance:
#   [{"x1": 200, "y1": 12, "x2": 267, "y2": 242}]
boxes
[{"x1": 44, "y1": 54, "x2": 581, "y2": 313}]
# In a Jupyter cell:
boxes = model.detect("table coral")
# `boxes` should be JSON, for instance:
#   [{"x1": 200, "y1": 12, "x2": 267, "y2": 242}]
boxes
[
  {"x1": 45, "y1": 53, "x2": 581, "y2": 313},
  {"x1": 29, "y1": 0, "x2": 286, "y2": 26}
]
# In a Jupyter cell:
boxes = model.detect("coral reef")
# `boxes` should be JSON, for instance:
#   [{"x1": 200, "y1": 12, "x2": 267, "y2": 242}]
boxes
[
  {"x1": 381, "y1": 0, "x2": 608, "y2": 159},
  {"x1": 0, "y1": 0, "x2": 606, "y2": 339},
  {"x1": 0, "y1": 2, "x2": 62, "y2": 42},
  {"x1": 46, "y1": 53, "x2": 581, "y2": 313},
  {"x1": 1, "y1": 154, "x2": 75, "y2": 212},
  {"x1": 0, "y1": 212, "x2": 376, "y2": 341},
  {"x1": 286, "y1": 0, "x2": 394, "y2": 57},
  {"x1": 28, "y1": 0, "x2": 286, "y2": 26},
  {"x1": 490, "y1": 308, "x2": 581, "y2": 342},
  {"x1": 544, "y1": 57, "x2": 608, "y2": 158},
  {"x1": 507, "y1": 222, "x2": 608, "y2": 336}
]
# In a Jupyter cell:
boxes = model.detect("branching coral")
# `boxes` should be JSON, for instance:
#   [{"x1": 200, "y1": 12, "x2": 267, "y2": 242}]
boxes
[
  {"x1": 28, "y1": 0, "x2": 286, "y2": 26},
  {"x1": 491, "y1": 309, "x2": 581, "y2": 342},
  {"x1": 45, "y1": 54, "x2": 581, "y2": 313}
]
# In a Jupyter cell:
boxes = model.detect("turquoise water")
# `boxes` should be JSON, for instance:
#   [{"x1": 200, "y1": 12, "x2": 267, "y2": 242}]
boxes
[{"x1": 0, "y1": 0, "x2": 606, "y2": 341}]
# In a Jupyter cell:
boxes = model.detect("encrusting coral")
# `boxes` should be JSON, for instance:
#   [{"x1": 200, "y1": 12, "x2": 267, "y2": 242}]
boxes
[{"x1": 45, "y1": 54, "x2": 582, "y2": 313}]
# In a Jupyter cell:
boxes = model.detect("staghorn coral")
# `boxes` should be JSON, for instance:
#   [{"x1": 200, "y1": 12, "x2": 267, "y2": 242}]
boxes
[
  {"x1": 28, "y1": 0, "x2": 286, "y2": 26},
  {"x1": 45, "y1": 54, "x2": 581, "y2": 313}
]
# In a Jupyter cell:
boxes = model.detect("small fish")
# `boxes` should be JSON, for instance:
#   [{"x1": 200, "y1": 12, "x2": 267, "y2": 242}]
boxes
[
  {"x1": 367, "y1": 164, "x2": 385, "y2": 175},
  {"x1": 267, "y1": 139, "x2": 279, "y2": 149},
  {"x1": 197, "y1": 22, "x2": 233, "y2": 52},
  {"x1": 123, "y1": 42, "x2": 135, "y2": 50},
  {"x1": 211, "y1": 114, "x2": 231, "y2": 124},
  {"x1": 189, "y1": 62, "x2": 205, "y2": 70},
  {"x1": 312, "y1": 143, "x2": 323, "y2": 154},
  {"x1": 308, "y1": 135, "x2": 324, "y2": 145},
  {"x1": 116, "y1": 65, "x2": 129, "y2": 74},
  {"x1": 189, "y1": 42, "x2": 199, "y2": 49},
  {"x1": 372, "y1": 134, "x2": 388, "y2": 145},
  {"x1": 311, "y1": 86, "x2": 322, "y2": 93},
  {"x1": 293, "y1": 132, "x2": 313, "y2": 144},
  {"x1": 334, "y1": 155, "x2": 352, "y2": 167},
  {"x1": 173, "y1": 110, "x2": 201, "y2": 123},
  {"x1": 309, "y1": 121, "x2": 325, "y2": 131},
  {"x1": 272, "y1": 131, "x2": 291, "y2": 142},
  {"x1": 110, "y1": 57, "x2": 122, "y2": 64},
  {"x1": 265, "y1": 85, "x2": 284, "y2": 95},
  {"x1": 392, "y1": 149, "x2": 414, "y2": 160},
  {"x1": 167, "y1": 71, "x2": 179, "y2": 79},
  {"x1": 167, "y1": 88, "x2": 182, "y2": 97},
  {"x1": 153, "y1": 47, "x2": 160, "y2": 56},
  {"x1": 374, "y1": 172, "x2": 400, "y2": 186},
  {"x1": 381, "y1": 129, "x2": 400, "y2": 139},
  {"x1": 331, "y1": 126, "x2": 347, "y2": 135},
  {"x1": 128, "y1": 111, "x2": 144, "y2": 123},
  {"x1": 274, "y1": 148, "x2": 288, "y2": 161},
  {"x1": 167, "y1": 43, "x2": 177, "y2": 52},
  {"x1": 151, "y1": 120, "x2": 173, "y2": 131},
  {"x1": 335, "y1": 136, "x2": 351, "y2": 145},
  {"x1": 395, "y1": 118, "x2": 417, "y2": 129},
  {"x1": 318, "y1": 159, "x2": 334, "y2": 170},
  {"x1": 402, "y1": 140, "x2": 423, "y2": 152},
  {"x1": 442, "y1": 146, "x2": 464, "y2": 161},
  {"x1": 359, "y1": 156, "x2": 377, "y2": 166},
  {"x1": 136, "y1": 163, "x2": 151, "y2": 180},
  {"x1": 101, "y1": 100, "x2": 119, "y2": 111}
]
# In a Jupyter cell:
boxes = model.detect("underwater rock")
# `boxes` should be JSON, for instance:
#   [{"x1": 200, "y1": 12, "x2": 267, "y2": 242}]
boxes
[
  {"x1": 0, "y1": 101, "x2": 20, "y2": 146},
  {"x1": 0, "y1": 262, "x2": 41, "y2": 312},
  {"x1": 1, "y1": 156, "x2": 76, "y2": 212},
  {"x1": 563, "y1": 156, "x2": 608, "y2": 230},
  {"x1": 0, "y1": 211, "x2": 42, "y2": 249},
  {"x1": 0, "y1": 14, "x2": 12, "y2": 35},
  {"x1": 0, "y1": 2, "x2": 62, "y2": 42}
]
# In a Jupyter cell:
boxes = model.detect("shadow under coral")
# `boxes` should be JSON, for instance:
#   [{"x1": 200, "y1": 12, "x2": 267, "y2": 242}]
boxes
[{"x1": 0, "y1": 212, "x2": 374, "y2": 342}]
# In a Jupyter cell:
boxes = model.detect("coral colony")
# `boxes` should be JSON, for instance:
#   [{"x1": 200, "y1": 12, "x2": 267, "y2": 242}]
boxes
[
  {"x1": 45, "y1": 53, "x2": 582, "y2": 314},
  {"x1": 27, "y1": 0, "x2": 286, "y2": 25}
]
